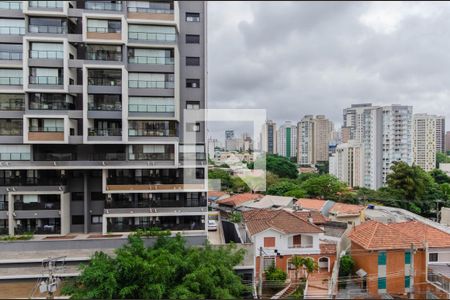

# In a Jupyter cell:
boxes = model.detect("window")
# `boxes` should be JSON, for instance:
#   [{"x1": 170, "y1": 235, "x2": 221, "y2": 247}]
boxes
[
  {"x1": 186, "y1": 12, "x2": 200, "y2": 22},
  {"x1": 263, "y1": 257, "x2": 275, "y2": 271},
  {"x1": 264, "y1": 237, "x2": 275, "y2": 248},
  {"x1": 186, "y1": 79, "x2": 200, "y2": 88},
  {"x1": 378, "y1": 251, "x2": 386, "y2": 265},
  {"x1": 187, "y1": 122, "x2": 200, "y2": 132},
  {"x1": 405, "y1": 276, "x2": 410, "y2": 289},
  {"x1": 429, "y1": 253, "x2": 438, "y2": 262},
  {"x1": 186, "y1": 56, "x2": 200, "y2": 66},
  {"x1": 128, "y1": 24, "x2": 175, "y2": 42},
  {"x1": 186, "y1": 34, "x2": 200, "y2": 44},
  {"x1": 72, "y1": 215, "x2": 84, "y2": 225},
  {"x1": 87, "y1": 19, "x2": 121, "y2": 33},
  {"x1": 91, "y1": 192, "x2": 105, "y2": 201},
  {"x1": 186, "y1": 101, "x2": 200, "y2": 110},
  {"x1": 405, "y1": 251, "x2": 411, "y2": 264},
  {"x1": 91, "y1": 215, "x2": 102, "y2": 224},
  {"x1": 378, "y1": 277, "x2": 386, "y2": 290},
  {"x1": 71, "y1": 192, "x2": 83, "y2": 201}
]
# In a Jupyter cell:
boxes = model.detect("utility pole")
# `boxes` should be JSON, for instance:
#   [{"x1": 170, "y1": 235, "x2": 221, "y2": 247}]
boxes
[
  {"x1": 38, "y1": 256, "x2": 66, "y2": 299},
  {"x1": 258, "y1": 246, "x2": 263, "y2": 299}
]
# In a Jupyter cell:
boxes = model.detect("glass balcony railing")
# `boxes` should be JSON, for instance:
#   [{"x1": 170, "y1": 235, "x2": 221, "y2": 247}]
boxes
[
  {"x1": 29, "y1": 1, "x2": 64, "y2": 9},
  {"x1": 29, "y1": 76, "x2": 63, "y2": 85},
  {"x1": 87, "y1": 27, "x2": 121, "y2": 34},
  {"x1": 128, "y1": 31, "x2": 176, "y2": 42},
  {"x1": 0, "y1": 26, "x2": 25, "y2": 35},
  {"x1": 0, "y1": 128, "x2": 22, "y2": 136},
  {"x1": 128, "y1": 56, "x2": 174, "y2": 65},
  {"x1": 29, "y1": 126, "x2": 64, "y2": 132},
  {"x1": 14, "y1": 201, "x2": 61, "y2": 210},
  {"x1": 15, "y1": 224, "x2": 61, "y2": 235},
  {"x1": 0, "y1": 153, "x2": 30, "y2": 160},
  {"x1": 107, "y1": 216, "x2": 204, "y2": 233},
  {"x1": 0, "y1": 2, "x2": 23, "y2": 10},
  {"x1": 0, "y1": 51, "x2": 22, "y2": 60},
  {"x1": 128, "y1": 104, "x2": 174, "y2": 113},
  {"x1": 30, "y1": 50, "x2": 64, "y2": 59},
  {"x1": 91, "y1": 153, "x2": 126, "y2": 161},
  {"x1": 88, "y1": 102, "x2": 122, "y2": 111},
  {"x1": 106, "y1": 197, "x2": 205, "y2": 209},
  {"x1": 88, "y1": 128, "x2": 122, "y2": 136},
  {"x1": 128, "y1": 128, "x2": 176, "y2": 137},
  {"x1": 85, "y1": 1, "x2": 122, "y2": 11},
  {"x1": 33, "y1": 153, "x2": 75, "y2": 161},
  {"x1": 29, "y1": 25, "x2": 65, "y2": 34},
  {"x1": 86, "y1": 51, "x2": 122, "y2": 61},
  {"x1": 29, "y1": 101, "x2": 74, "y2": 110},
  {"x1": 0, "y1": 77, "x2": 22, "y2": 85},
  {"x1": 0, "y1": 100, "x2": 24, "y2": 110},
  {"x1": 0, "y1": 177, "x2": 66, "y2": 186},
  {"x1": 128, "y1": 80, "x2": 174, "y2": 89},
  {"x1": 128, "y1": 152, "x2": 174, "y2": 161},
  {"x1": 127, "y1": 7, "x2": 174, "y2": 14},
  {"x1": 88, "y1": 77, "x2": 122, "y2": 86}
]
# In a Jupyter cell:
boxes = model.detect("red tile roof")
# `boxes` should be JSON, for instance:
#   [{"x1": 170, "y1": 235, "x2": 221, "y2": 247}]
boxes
[
  {"x1": 216, "y1": 193, "x2": 262, "y2": 207},
  {"x1": 243, "y1": 209, "x2": 323, "y2": 236},
  {"x1": 329, "y1": 203, "x2": 365, "y2": 216},
  {"x1": 296, "y1": 199, "x2": 327, "y2": 211},
  {"x1": 292, "y1": 210, "x2": 328, "y2": 225},
  {"x1": 348, "y1": 220, "x2": 423, "y2": 250},
  {"x1": 389, "y1": 221, "x2": 450, "y2": 248},
  {"x1": 208, "y1": 191, "x2": 229, "y2": 198}
]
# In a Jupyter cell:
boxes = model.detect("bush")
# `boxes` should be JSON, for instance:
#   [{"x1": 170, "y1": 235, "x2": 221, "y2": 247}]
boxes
[
  {"x1": 229, "y1": 212, "x2": 242, "y2": 223},
  {"x1": 132, "y1": 227, "x2": 171, "y2": 238},
  {"x1": 0, "y1": 233, "x2": 33, "y2": 241},
  {"x1": 265, "y1": 264, "x2": 287, "y2": 283}
]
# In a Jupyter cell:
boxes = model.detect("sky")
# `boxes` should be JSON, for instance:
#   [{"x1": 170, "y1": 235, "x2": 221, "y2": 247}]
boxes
[{"x1": 207, "y1": 1, "x2": 450, "y2": 140}]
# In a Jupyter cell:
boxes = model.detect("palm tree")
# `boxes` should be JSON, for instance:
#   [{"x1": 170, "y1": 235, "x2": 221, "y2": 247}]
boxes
[
  {"x1": 290, "y1": 256, "x2": 318, "y2": 282},
  {"x1": 290, "y1": 255, "x2": 304, "y2": 282}
]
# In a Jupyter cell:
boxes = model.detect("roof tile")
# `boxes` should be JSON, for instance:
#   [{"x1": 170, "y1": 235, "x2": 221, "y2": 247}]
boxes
[{"x1": 389, "y1": 221, "x2": 450, "y2": 248}]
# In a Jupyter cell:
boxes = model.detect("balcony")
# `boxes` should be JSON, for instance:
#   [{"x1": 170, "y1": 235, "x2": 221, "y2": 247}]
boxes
[
  {"x1": 0, "y1": 97, "x2": 24, "y2": 110},
  {"x1": 0, "y1": 1, "x2": 22, "y2": 10},
  {"x1": 128, "y1": 121, "x2": 177, "y2": 137},
  {"x1": 30, "y1": 50, "x2": 64, "y2": 60},
  {"x1": 88, "y1": 77, "x2": 122, "y2": 86},
  {"x1": 30, "y1": 101, "x2": 74, "y2": 110},
  {"x1": 0, "y1": 152, "x2": 30, "y2": 160},
  {"x1": 0, "y1": 51, "x2": 22, "y2": 60},
  {"x1": 0, "y1": 26, "x2": 25, "y2": 35},
  {"x1": 106, "y1": 196, "x2": 206, "y2": 209},
  {"x1": 86, "y1": 21, "x2": 122, "y2": 40},
  {"x1": 14, "y1": 200, "x2": 60, "y2": 211},
  {"x1": 88, "y1": 128, "x2": 122, "y2": 137},
  {"x1": 29, "y1": 25, "x2": 66, "y2": 34},
  {"x1": 86, "y1": 51, "x2": 122, "y2": 62},
  {"x1": 88, "y1": 102, "x2": 122, "y2": 111},
  {"x1": 15, "y1": 219, "x2": 61, "y2": 235},
  {"x1": 128, "y1": 128, "x2": 176, "y2": 137},
  {"x1": 128, "y1": 80, "x2": 174, "y2": 89},
  {"x1": 128, "y1": 31, "x2": 176, "y2": 42},
  {"x1": 0, "y1": 77, "x2": 22, "y2": 85},
  {"x1": 29, "y1": 76, "x2": 63, "y2": 85},
  {"x1": 128, "y1": 103, "x2": 174, "y2": 113},
  {"x1": 28, "y1": 126, "x2": 64, "y2": 142},
  {"x1": 0, "y1": 175, "x2": 66, "y2": 186},
  {"x1": 91, "y1": 152, "x2": 126, "y2": 161},
  {"x1": 85, "y1": 1, "x2": 122, "y2": 11},
  {"x1": 107, "y1": 215, "x2": 205, "y2": 233},
  {"x1": 127, "y1": 1, "x2": 174, "y2": 21},
  {"x1": 33, "y1": 152, "x2": 75, "y2": 161},
  {"x1": 128, "y1": 144, "x2": 174, "y2": 161},
  {"x1": 29, "y1": 1, "x2": 64, "y2": 9}
]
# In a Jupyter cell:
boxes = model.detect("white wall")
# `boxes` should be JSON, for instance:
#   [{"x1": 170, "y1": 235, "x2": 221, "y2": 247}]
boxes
[{"x1": 253, "y1": 229, "x2": 321, "y2": 256}]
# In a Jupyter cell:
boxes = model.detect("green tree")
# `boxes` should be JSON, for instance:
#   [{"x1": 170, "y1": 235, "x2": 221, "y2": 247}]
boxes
[
  {"x1": 208, "y1": 169, "x2": 232, "y2": 191},
  {"x1": 265, "y1": 155, "x2": 298, "y2": 179},
  {"x1": 429, "y1": 169, "x2": 450, "y2": 184},
  {"x1": 339, "y1": 255, "x2": 354, "y2": 277},
  {"x1": 289, "y1": 256, "x2": 317, "y2": 282},
  {"x1": 300, "y1": 174, "x2": 347, "y2": 199},
  {"x1": 386, "y1": 162, "x2": 430, "y2": 201},
  {"x1": 266, "y1": 180, "x2": 299, "y2": 196},
  {"x1": 230, "y1": 176, "x2": 250, "y2": 193},
  {"x1": 62, "y1": 235, "x2": 247, "y2": 299},
  {"x1": 283, "y1": 188, "x2": 307, "y2": 198},
  {"x1": 436, "y1": 152, "x2": 450, "y2": 167}
]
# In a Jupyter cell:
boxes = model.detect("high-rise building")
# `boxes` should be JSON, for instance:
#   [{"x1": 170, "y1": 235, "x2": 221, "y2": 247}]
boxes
[
  {"x1": 446, "y1": 131, "x2": 450, "y2": 153},
  {"x1": 342, "y1": 103, "x2": 373, "y2": 142},
  {"x1": 435, "y1": 116, "x2": 445, "y2": 153},
  {"x1": 261, "y1": 120, "x2": 276, "y2": 154},
  {"x1": 329, "y1": 140, "x2": 362, "y2": 187},
  {"x1": 277, "y1": 121, "x2": 297, "y2": 159},
  {"x1": 297, "y1": 115, "x2": 333, "y2": 165},
  {"x1": 413, "y1": 114, "x2": 439, "y2": 171},
  {"x1": 0, "y1": 1, "x2": 207, "y2": 237},
  {"x1": 225, "y1": 130, "x2": 234, "y2": 140}
]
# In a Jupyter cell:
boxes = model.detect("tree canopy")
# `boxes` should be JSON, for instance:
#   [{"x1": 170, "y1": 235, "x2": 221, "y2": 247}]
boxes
[
  {"x1": 265, "y1": 155, "x2": 298, "y2": 179},
  {"x1": 62, "y1": 235, "x2": 248, "y2": 299}
]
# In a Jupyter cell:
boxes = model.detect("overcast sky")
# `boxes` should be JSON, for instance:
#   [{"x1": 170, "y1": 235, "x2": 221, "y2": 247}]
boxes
[{"x1": 207, "y1": 1, "x2": 450, "y2": 140}]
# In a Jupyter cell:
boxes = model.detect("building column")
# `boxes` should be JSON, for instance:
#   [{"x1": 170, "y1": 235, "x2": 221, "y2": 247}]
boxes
[
  {"x1": 7, "y1": 194, "x2": 14, "y2": 236},
  {"x1": 83, "y1": 171, "x2": 89, "y2": 234}
]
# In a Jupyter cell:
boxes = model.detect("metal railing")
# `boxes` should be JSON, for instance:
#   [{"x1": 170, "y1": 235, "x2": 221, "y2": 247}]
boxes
[
  {"x1": 428, "y1": 270, "x2": 450, "y2": 293},
  {"x1": 0, "y1": 153, "x2": 30, "y2": 160},
  {"x1": 85, "y1": 1, "x2": 122, "y2": 11},
  {"x1": 30, "y1": 50, "x2": 64, "y2": 59},
  {"x1": 86, "y1": 51, "x2": 122, "y2": 61},
  {"x1": 29, "y1": 101, "x2": 74, "y2": 110},
  {"x1": 87, "y1": 27, "x2": 121, "y2": 34},
  {"x1": 128, "y1": 104, "x2": 174, "y2": 113},
  {"x1": 91, "y1": 153, "x2": 126, "y2": 161},
  {"x1": 29, "y1": 1, "x2": 64, "y2": 9},
  {"x1": 0, "y1": 77, "x2": 22, "y2": 85},
  {"x1": 0, "y1": 2, "x2": 23, "y2": 10},
  {"x1": 29, "y1": 25, "x2": 65, "y2": 34},
  {"x1": 0, "y1": 26, "x2": 25, "y2": 35},
  {"x1": 33, "y1": 153, "x2": 75, "y2": 161},
  {"x1": 107, "y1": 176, "x2": 181, "y2": 185},
  {"x1": 0, "y1": 177, "x2": 66, "y2": 186},
  {"x1": 128, "y1": 31, "x2": 176, "y2": 42},
  {"x1": 88, "y1": 77, "x2": 122, "y2": 86},
  {"x1": 106, "y1": 198, "x2": 206, "y2": 209},
  {"x1": 29, "y1": 126, "x2": 64, "y2": 132},
  {"x1": 0, "y1": 128, "x2": 21, "y2": 136},
  {"x1": 15, "y1": 226, "x2": 61, "y2": 235},
  {"x1": 128, "y1": 128, "x2": 177, "y2": 137},
  {"x1": 128, "y1": 152, "x2": 174, "y2": 161},
  {"x1": 128, "y1": 80, "x2": 174, "y2": 89},
  {"x1": 127, "y1": 7, "x2": 174, "y2": 14},
  {"x1": 107, "y1": 222, "x2": 204, "y2": 233},
  {"x1": 88, "y1": 128, "x2": 122, "y2": 136},
  {"x1": 29, "y1": 76, "x2": 63, "y2": 85},
  {"x1": 88, "y1": 102, "x2": 122, "y2": 111},
  {"x1": 14, "y1": 201, "x2": 61, "y2": 210},
  {"x1": 0, "y1": 100, "x2": 24, "y2": 110},
  {"x1": 0, "y1": 51, "x2": 22, "y2": 60},
  {"x1": 128, "y1": 56, "x2": 174, "y2": 65}
]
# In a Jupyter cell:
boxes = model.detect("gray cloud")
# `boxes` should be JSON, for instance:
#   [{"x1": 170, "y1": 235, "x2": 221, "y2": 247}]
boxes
[{"x1": 207, "y1": 1, "x2": 450, "y2": 134}]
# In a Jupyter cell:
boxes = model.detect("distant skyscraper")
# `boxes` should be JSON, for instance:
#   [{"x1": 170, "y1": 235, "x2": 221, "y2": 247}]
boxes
[
  {"x1": 297, "y1": 115, "x2": 333, "y2": 165},
  {"x1": 329, "y1": 140, "x2": 362, "y2": 187},
  {"x1": 225, "y1": 130, "x2": 234, "y2": 140},
  {"x1": 277, "y1": 121, "x2": 297, "y2": 159},
  {"x1": 446, "y1": 131, "x2": 450, "y2": 153},
  {"x1": 435, "y1": 116, "x2": 445, "y2": 153},
  {"x1": 342, "y1": 103, "x2": 373, "y2": 142},
  {"x1": 261, "y1": 120, "x2": 277, "y2": 154},
  {"x1": 413, "y1": 114, "x2": 438, "y2": 171}
]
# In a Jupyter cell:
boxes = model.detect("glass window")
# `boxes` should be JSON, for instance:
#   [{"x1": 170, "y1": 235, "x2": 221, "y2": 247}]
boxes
[
  {"x1": 186, "y1": 12, "x2": 200, "y2": 22},
  {"x1": 29, "y1": 17, "x2": 66, "y2": 34},
  {"x1": 128, "y1": 24, "x2": 175, "y2": 42},
  {"x1": 91, "y1": 215, "x2": 102, "y2": 224},
  {"x1": 30, "y1": 42, "x2": 64, "y2": 59},
  {"x1": 263, "y1": 257, "x2": 275, "y2": 271},
  {"x1": 186, "y1": 101, "x2": 200, "y2": 110},
  {"x1": 0, "y1": 69, "x2": 22, "y2": 85},
  {"x1": 186, "y1": 34, "x2": 200, "y2": 44},
  {"x1": 0, "y1": 94, "x2": 24, "y2": 110},
  {"x1": 378, "y1": 251, "x2": 386, "y2": 265},
  {"x1": 72, "y1": 215, "x2": 84, "y2": 225},
  {"x1": 128, "y1": 0, "x2": 173, "y2": 13},
  {"x1": 186, "y1": 56, "x2": 200, "y2": 66},
  {"x1": 405, "y1": 251, "x2": 411, "y2": 265},
  {"x1": 0, "y1": 43, "x2": 22, "y2": 60},
  {"x1": 128, "y1": 97, "x2": 174, "y2": 113},
  {"x1": 128, "y1": 48, "x2": 173, "y2": 64},
  {"x1": 405, "y1": 276, "x2": 410, "y2": 289},
  {"x1": 71, "y1": 192, "x2": 83, "y2": 201},
  {"x1": 429, "y1": 253, "x2": 438, "y2": 262},
  {"x1": 378, "y1": 277, "x2": 386, "y2": 290},
  {"x1": 87, "y1": 19, "x2": 121, "y2": 33},
  {"x1": 186, "y1": 79, "x2": 200, "y2": 88},
  {"x1": 0, "y1": 19, "x2": 25, "y2": 35}
]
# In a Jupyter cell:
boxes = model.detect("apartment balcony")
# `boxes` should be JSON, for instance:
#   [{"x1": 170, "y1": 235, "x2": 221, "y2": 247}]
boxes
[
  {"x1": 0, "y1": 26, "x2": 25, "y2": 35},
  {"x1": 28, "y1": 126, "x2": 65, "y2": 142},
  {"x1": 87, "y1": 27, "x2": 121, "y2": 40},
  {"x1": 0, "y1": 99, "x2": 24, "y2": 111},
  {"x1": 0, "y1": 50, "x2": 22, "y2": 61},
  {"x1": 30, "y1": 50, "x2": 64, "y2": 60},
  {"x1": 33, "y1": 152, "x2": 75, "y2": 161},
  {"x1": 128, "y1": 56, "x2": 174, "y2": 65},
  {"x1": 0, "y1": 77, "x2": 22, "y2": 86},
  {"x1": 106, "y1": 178, "x2": 205, "y2": 192},
  {"x1": 29, "y1": 25, "x2": 66, "y2": 34},
  {"x1": 0, "y1": 176, "x2": 66, "y2": 187},
  {"x1": 91, "y1": 152, "x2": 126, "y2": 161},
  {"x1": 29, "y1": 101, "x2": 75, "y2": 110},
  {"x1": 29, "y1": 76, "x2": 63, "y2": 88},
  {"x1": 88, "y1": 74, "x2": 122, "y2": 94},
  {"x1": 0, "y1": 152, "x2": 30, "y2": 160},
  {"x1": 85, "y1": 1, "x2": 122, "y2": 11},
  {"x1": 106, "y1": 215, "x2": 205, "y2": 233},
  {"x1": 88, "y1": 77, "x2": 122, "y2": 86},
  {"x1": 128, "y1": 31, "x2": 176, "y2": 43},
  {"x1": 127, "y1": 5, "x2": 174, "y2": 21},
  {"x1": 88, "y1": 128, "x2": 122, "y2": 142},
  {"x1": 86, "y1": 51, "x2": 122, "y2": 62},
  {"x1": 128, "y1": 80, "x2": 174, "y2": 89},
  {"x1": 105, "y1": 196, "x2": 206, "y2": 209},
  {"x1": 14, "y1": 200, "x2": 60, "y2": 211},
  {"x1": 28, "y1": 1, "x2": 64, "y2": 10},
  {"x1": 128, "y1": 128, "x2": 177, "y2": 138},
  {"x1": 128, "y1": 104, "x2": 175, "y2": 118},
  {"x1": 15, "y1": 219, "x2": 61, "y2": 235},
  {"x1": 0, "y1": 1, "x2": 23, "y2": 10}
]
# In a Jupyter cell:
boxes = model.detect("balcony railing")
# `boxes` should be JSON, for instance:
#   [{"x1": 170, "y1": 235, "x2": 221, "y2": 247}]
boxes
[
  {"x1": 85, "y1": 1, "x2": 122, "y2": 11},
  {"x1": 88, "y1": 77, "x2": 122, "y2": 86},
  {"x1": 29, "y1": 126, "x2": 64, "y2": 132},
  {"x1": 0, "y1": 100, "x2": 24, "y2": 110},
  {"x1": 128, "y1": 104, "x2": 174, "y2": 113},
  {"x1": 0, "y1": 177, "x2": 66, "y2": 186},
  {"x1": 128, "y1": 31, "x2": 176, "y2": 42},
  {"x1": 88, "y1": 102, "x2": 122, "y2": 111},
  {"x1": 15, "y1": 225, "x2": 61, "y2": 235},
  {"x1": 86, "y1": 51, "x2": 122, "y2": 61},
  {"x1": 128, "y1": 56, "x2": 174, "y2": 65},
  {"x1": 0, "y1": 77, "x2": 22, "y2": 85},
  {"x1": 0, "y1": 2, "x2": 23, "y2": 10},
  {"x1": 428, "y1": 270, "x2": 450, "y2": 293},
  {"x1": 0, "y1": 128, "x2": 21, "y2": 136},
  {"x1": 88, "y1": 128, "x2": 122, "y2": 136},
  {"x1": 14, "y1": 201, "x2": 61, "y2": 210},
  {"x1": 128, "y1": 80, "x2": 174, "y2": 89},
  {"x1": 128, "y1": 128, "x2": 177, "y2": 137},
  {"x1": 87, "y1": 27, "x2": 121, "y2": 34},
  {"x1": 108, "y1": 222, "x2": 204, "y2": 233},
  {"x1": 29, "y1": 1, "x2": 64, "y2": 9},
  {"x1": 0, "y1": 26, "x2": 25, "y2": 35},
  {"x1": 30, "y1": 50, "x2": 64, "y2": 59},
  {"x1": 128, "y1": 153, "x2": 174, "y2": 161},
  {"x1": 127, "y1": 7, "x2": 174, "y2": 14},
  {"x1": 30, "y1": 102, "x2": 74, "y2": 110},
  {"x1": 0, "y1": 153, "x2": 30, "y2": 160},
  {"x1": 106, "y1": 198, "x2": 206, "y2": 209},
  {"x1": 0, "y1": 51, "x2": 22, "y2": 60},
  {"x1": 287, "y1": 243, "x2": 314, "y2": 249},
  {"x1": 33, "y1": 153, "x2": 75, "y2": 161},
  {"x1": 29, "y1": 25, "x2": 65, "y2": 34},
  {"x1": 107, "y1": 176, "x2": 181, "y2": 185},
  {"x1": 91, "y1": 153, "x2": 126, "y2": 161},
  {"x1": 29, "y1": 76, "x2": 63, "y2": 85}
]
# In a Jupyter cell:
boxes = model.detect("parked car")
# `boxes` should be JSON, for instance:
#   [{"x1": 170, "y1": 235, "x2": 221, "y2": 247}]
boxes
[{"x1": 208, "y1": 219, "x2": 217, "y2": 231}]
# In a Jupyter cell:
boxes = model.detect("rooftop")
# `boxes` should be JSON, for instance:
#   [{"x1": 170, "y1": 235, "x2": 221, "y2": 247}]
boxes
[
  {"x1": 216, "y1": 193, "x2": 262, "y2": 207},
  {"x1": 296, "y1": 199, "x2": 327, "y2": 211},
  {"x1": 291, "y1": 210, "x2": 328, "y2": 225},
  {"x1": 389, "y1": 221, "x2": 450, "y2": 248},
  {"x1": 243, "y1": 195, "x2": 294, "y2": 209},
  {"x1": 329, "y1": 202, "x2": 365, "y2": 216},
  {"x1": 207, "y1": 191, "x2": 229, "y2": 200}
]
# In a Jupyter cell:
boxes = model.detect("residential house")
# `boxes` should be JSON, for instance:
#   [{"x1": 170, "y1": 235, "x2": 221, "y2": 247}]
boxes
[
  {"x1": 216, "y1": 193, "x2": 263, "y2": 211},
  {"x1": 243, "y1": 195, "x2": 295, "y2": 210}
]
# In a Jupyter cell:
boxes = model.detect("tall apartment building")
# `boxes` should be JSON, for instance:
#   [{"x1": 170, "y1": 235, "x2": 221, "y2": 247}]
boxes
[
  {"x1": 276, "y1": 121, "x2": 297, "y2": 159},
  {"x1": 0, "y1": 1, "x2": 207, "y2": 237},
  {"x1": 342, "y1": 103, "x2": 373, "y2": 142},
  {"x1": 413, "y1": 114, "x2": 438, "y2": 171},
  {"x1": 435, "y1": 116, "x2": 445, "y2": 153},
  {"x1": 297, "y1": 115, "x2": 332, "y2": 165},
  {"x1": 260, "y1": 120, "x2": 276, "y2": 154},
  {"x1": 446, "y1": 131, "x2": 450, "y2": 153},
  {"x1": 329, "y1": 140, "x2": 362, "y2": 187}
]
